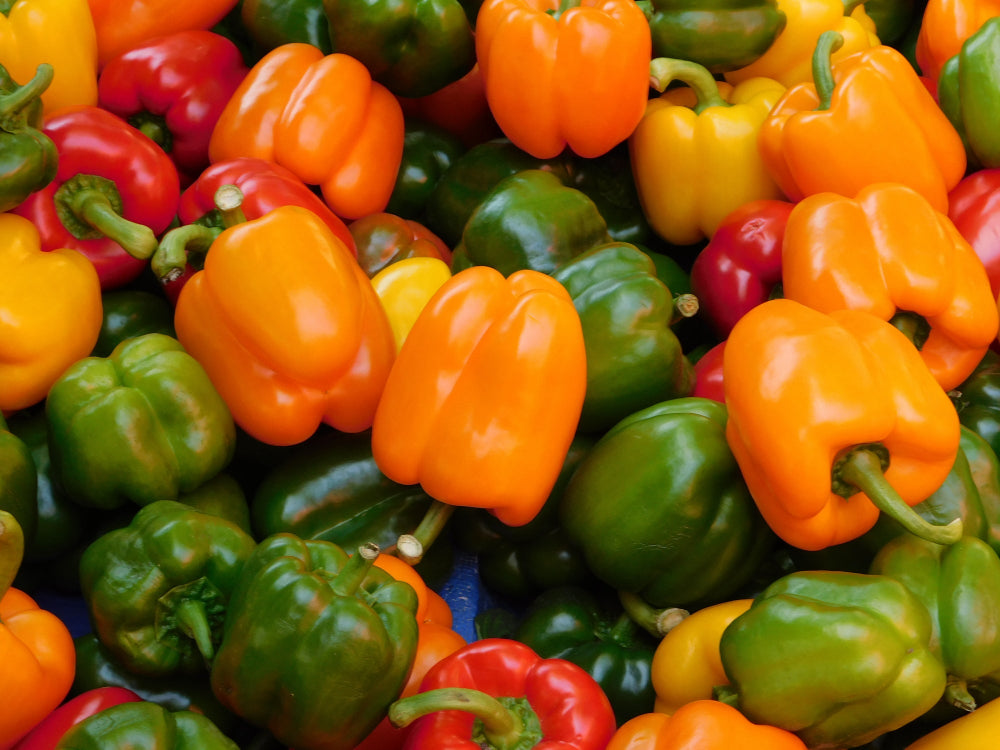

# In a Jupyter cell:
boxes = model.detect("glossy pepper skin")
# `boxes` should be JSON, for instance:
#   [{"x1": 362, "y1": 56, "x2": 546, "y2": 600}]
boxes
[
  {"x1": 0, "y1": 62, "x2": 56, "y2": 212},
  {"x1": 0, "y1": 413, "x2": 36, "y2": 553},
  {"x1": 718, "y1": 570, "x2": 947, "y2": 749},
  {"x1": 209, "y1": 536, "x2": 419, "y2": 750},
  {"x1": 11, "y1": 106, "x2": 181, "y2": 290},
  {"x1": 240, "y1": 0, "x2": 332, "y2": 53},
  {"x1": 385, "y1": 121, "x2": 467, "y2": 222},
  {"x1": 781, "y1": 183, "x2": 1000, "y2": 391},
  {"x1": 174, "y1": 205, "x2": 395, "y2": 447},
  {"x1": 904, "y1": 694, "x2": 1000, "y2": 749},
  {"x1": 371, "y1": 257, "x2": 453, "y2": 353},
  {"x1": 371, "y1": 265, "x2": 587, "y2": 528},
  {"x1": 351, "y1": 212, "x2": 451, "y2": 278},
  {"x1": 53, "y1": 701, "x2": 238, "y2": 750},
  {"x1": 209, "y1": 43, "x2": 404, "y2": 220},
  {"x1": 45, "y1": 333, "x2": 237, "y2": 511},
  {"x1": 11, "y1": 687, "x2": 142, "y2": 750},
  {"x1": 758, "y1": 32, "x2": 967, "y2": 214},
  {"x1": 93, "y1": 290, "x2": 176, "y2": 358},
  {"x1": 474, "y1": 0, "x2": 651, "y2": 159},
  {"x1": 724, "y1": 299, "x2": 963, "y2": 551},
  {"x1": 630, "y1": 59, "x2": 786, "y2": 247},
  {"x1": 559, "y1": 397, "x2": 774, "y2": 609},
  {"x1": 79, "y1": 500, "x2": 257, "y2": 678},
  {"x1": 948, "y1": 168, "x2": 1000, "y2": 297},
  {"x1": 953, "y1": 350, "x2": 1000, "y2": 460},
  {"x1": 0, "y1": 213, "x2": 103, "y2": 414},
  {"x1": 97, "y1": 30, "x2": 249, "y2": 184},
  {"x1": 915, "y1": 0, "x2": 1000, "y2": 82}
]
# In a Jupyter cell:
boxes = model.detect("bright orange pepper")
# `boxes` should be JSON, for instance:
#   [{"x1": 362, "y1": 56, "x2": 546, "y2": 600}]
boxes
[
  {"x1": 782, "y1": 183, "x2": 999, "y2": 391},
  {"x1": 174, "y1": 205, "x2": 396, "y2": 447},
  {"x1": 0, "y1": 213, "x2": 103, "y2": 414},
  {"x1": 474, "y1": 0, "x2": 651, "y2": 159},
  {"x1": 209, "y1": 43, "x2": 404, "y2": 221},
  {"x1": 915, "y1": 0, "x2": 1000, "y2": 83}
]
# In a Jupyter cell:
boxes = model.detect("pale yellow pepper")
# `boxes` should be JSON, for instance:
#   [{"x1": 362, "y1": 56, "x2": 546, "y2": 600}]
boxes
[{"x1": 371, "y1": 257, "x2": 452, "y2": 353}]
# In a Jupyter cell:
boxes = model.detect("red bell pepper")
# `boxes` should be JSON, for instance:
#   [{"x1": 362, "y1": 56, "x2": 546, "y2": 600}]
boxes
[
  {"x1": 692, "y1": 340, "x2": 727, "y2": 404},
  {"x1": 948, "y1": 167, "x2": 1000, "y2": 298},
  {"x1": 10, "y1": 106, "x2": 180, "y2": 290},
  {"x1": 397, "y1": 65, "x2": 502, "y2": 148},
  {"x1": 388, "y1": 638, "x2": 617, "y2": 750},
  {"x1": 10, "y1": 687, "x2": 142, "y2": 750},
  {"x1": 349, "y1": 212, "x2": 452, "y2": 278},
  {"x1": 97, "y1": 30, "x2": 249, "y2": 185},
  {"x1": 689, "y1": 199, "x2": 794, "y2": 339}
]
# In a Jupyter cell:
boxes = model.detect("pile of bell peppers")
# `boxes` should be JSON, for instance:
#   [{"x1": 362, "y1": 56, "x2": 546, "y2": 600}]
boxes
[{"x1": 6, "y1": 0, "x2": 1000, "y2": 747}]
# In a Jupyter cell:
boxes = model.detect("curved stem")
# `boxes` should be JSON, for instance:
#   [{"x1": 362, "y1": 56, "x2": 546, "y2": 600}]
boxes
[
  {"x1": 649, "y1": 58, "x2": 728, "y2": 112},
  {"x1": 55, "y1": 174, "x2": 157, "y2": 259},
  {"x1": 400, "y1": 500, "x2": 456, "y2": 564},
  {"x1": 151, "y1": 224, "x2": 221, "y2": 283},
  {"x1": 813, "y1": 31, "x2": 845, "y2": 110},
  {"x1": 945, "y1": 678, "x2": 976, "y2": 712},
  {"x1": 672, "y1": 293, "x2": 700, "y2": 323},
  {"x1": 0, "y1": 63, "x2": 53, "y2": 121},
  {"x1": 389, "y1": 688, "x2": 527, "y2": 748},
  {"x1": 175, "y1": 598, "x2": 215, "y2": 662},
  {"x1": 333, "y1": 542, "x2": 380, "y2": 596},
  {"x1": 0, "y1": 511, "x2": 24, "y2": 603},
  {"x1": 619, "y1": 590, "x2": 689, "y2": 638}
]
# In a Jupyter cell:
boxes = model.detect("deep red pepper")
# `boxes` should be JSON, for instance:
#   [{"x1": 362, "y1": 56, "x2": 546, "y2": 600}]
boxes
[
  {"x1": 11, "y1": 687, "x2": 142, "y2": 750},
  {"x1": 10, "y1": 106, "x2": 181, "y2": 290},
  {"x1": 97, "y1": 30, "x2": 249, "y2": 185},
  {"x1": 397, "y1": 65, "x2": 502, "y2": 149},
  {"x1": 948, "y1": 167, "x2": 1000, "y2": 298},
  {"x1": 689, "y1": 199, "x2": 794, "y2": 339},
  {"x1": 388, "y1": 638, "x2": 616, "y2": 750},
  {"x1": 692, "y1": 340, "x2": 727, "y2": 404}
]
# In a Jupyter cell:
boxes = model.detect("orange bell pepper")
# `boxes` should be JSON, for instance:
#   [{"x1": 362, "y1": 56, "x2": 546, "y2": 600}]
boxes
[
  {"x1": 758, "y1": 32, "x2": 967, "y2": 213},
  {"x1": 0, "y1": 213, "x2": 103, "y2": 414},
  {"x1": 371, "y1": 265, "x2": 587, "y2": 530},
  {"x1": 915, "y1": 0, "x2": 1000, "y2": 82},
  {"x1": 174, "y1": 203, "x2": 396, "y2": 447},
  {"x1": 723, "y1": 298, "x2": 963, "y2": 551},
  {"x1": 607, "y1": 701, "x2": 808, "y2": 750},
  {"x1": 782, "y1": 183, "x2": 999, "y2": 392},
  {"x1": 474, "y1": 0, "x2": 651, "y2": 159},
  {"x1": 208, "y1": 43, "x2": 404, "y2": 221}
]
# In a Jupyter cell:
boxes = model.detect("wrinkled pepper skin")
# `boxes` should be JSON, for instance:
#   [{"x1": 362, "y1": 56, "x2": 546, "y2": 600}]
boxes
[
  {"x1": 209, "y1": 535, "x2": 419, "y2": 750},
  {"x1": 559, "y1": 397, "x2": 774, "y2": 609},
  {"x1": 0, "y1": 62, "x2": 57, "y2": 212},
  {"x1": 915, "y1": 0, "x2": 1000, "y2": 82},
  {"x1": 45, "y1": 333, "x2": 237, "y2": 511},
  {"x1": 719, "y1": 570, "x2": 947, "y2": 749},
  {"x1": 948, "y1": 167, "x2": 1000, "y2": 297},
  {"x1": 79, "y1": 500, "x2": 257, "y2": 678},
  {"x1": 53, "y1": 701, "x2": 238, "y2": 750}
]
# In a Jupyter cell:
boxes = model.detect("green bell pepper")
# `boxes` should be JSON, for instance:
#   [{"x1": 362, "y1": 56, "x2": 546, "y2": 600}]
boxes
[
  {"x1": 240, "y1": 0, "x2": 333, "y2": 55},
  {"x1": 718, "y1": 570, "x2": 947, "y2": 749},
  {"x1": 645, "y1": 0, "x2": 787, "y2": 73},
  {"x1": 93, "y1": 289, "x2": 177, "y2": 358},
  {"x1": 559, "y1": 396, "x2": 774, "y2": 609},
  {"x1": 209, "y1": 536, "x2": 419, "y2": 750},
  {"x1": 0, "y1": 62, "x2": 57, "y2": 212},
  {"x1": 938, "y1": 16, "x2": 1000, "y2": 170},
  {"x1": 54, "y1": 700, "x2": 238, "y2": 750},
  {"x1": 451, "y1": 169, "x2": 610, "y2": 275},
  {"x1": 385, "y1": 119, "x2": 467, "y2": 221},
  {"x1": 0, "y1": 411, "x2": 37, "y2": 550},
  {"x1": 552, "y1": 242, "x2": 695, "y2": 434},
  {"x1": 864, "y1": 0, "x2": 923, "y2": 45},
  {"x1": 323, "y1": 0, "x2": 475, "y2": 97},
  {"x1": 46, "y1": 333, "x2": 237, "y2": 510},
  {"x1": 953, "y1": 344, "x2": 1000, "y2": 462},
  {"x1": 79, "y1": 500, "x2": 258, "y2": 677}
]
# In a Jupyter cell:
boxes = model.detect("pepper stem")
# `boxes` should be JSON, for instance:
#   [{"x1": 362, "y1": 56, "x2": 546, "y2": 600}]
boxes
[
  {"x1": 619, "y1": 590, "x2": 689, "y2": 638},
  {"x1": 648, "y1": 58, "x2": 728, "y2": 112},
  {"x1": 174, "y1": 598, "x2": 215, "y2": 662},
  {"x1": 54, "y1": 174, "x2": 158, "y2": 259},
  {"x1": 151, "y1": 224, "x2": 222, "y2": 283},
  {"x1": 0, "y1": 511, "x2": 24, "y2": 604},
  {"x1": 813, "y1": 31, "x2": 845, "y2": 110},
  {"x1": 0, "y1": 63, "x2": 53, "y2": 122},
  {"x1": 672, "y1": 293, "x2": 700, "y2": 323},
  {"x1": 834, "y1": 446, "x2": 963, "y2": 545},
  {"x1": 945, "y1": 678, "x2": 976, "y2": 712},
  {"x1": 332, "y1": 542, "x2": 380, "y2": 596},
  {"x1": 129, "y1": 112, "x2": 173, "y2": 154},
  {"x1": 398, "y1": 500, "x2": 456, "y2": 564},
  {"x1": 214, "y1": 184, "x2": 247, "y2": 227}
]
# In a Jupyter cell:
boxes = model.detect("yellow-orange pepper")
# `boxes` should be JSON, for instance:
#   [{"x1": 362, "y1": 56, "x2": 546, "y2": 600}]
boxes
[
  {"x1": 174, "y1": 205, "x2": 396, "y2": 447},
  {"x1": 0, "y1": 213, "x2": 102, "y2": 414},
  {"x1": 758, "y1": 33, "x2": 967, "y2": 213},
  {"x1": 915, "y1": 0, "x2": 1000, "y2": 82},
  {"x1": 371, "y1": 257, "x2": 452, "y2": 354},
  {"x1": 0, "y1": 0, "x2": 97, "y2": 113},
  {"x1": 782, "y1": 183, "x2": 999, "y2": 392},
  {"x1": 209, "y1": 44, "x2": 404, "y2": 221},
  {"x1": 723, "y1": 298, "x2": 963, "y2": 551},
  {"x1": 904, "y1": 695, "x2": 1000, "y2": 749},
  {"x1": 629, "y1": 59, "x2": 786, "y2": 246}
]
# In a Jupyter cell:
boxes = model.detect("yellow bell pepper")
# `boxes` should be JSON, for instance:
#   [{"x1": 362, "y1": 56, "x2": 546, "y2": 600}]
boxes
[
  {"x1": 370, "y1": 257, "x2": 452, "y2": 353},
  {"x1": 904, "y1": 695, "x2": 1000, "y2": 749},
  {"x1": 724, "y1": 0, "x2": 879, "y2": 87},
  {"x1": 0, "y1": 0, "x2": 98, "y2": 114},
  {"x1": 0, "y1": 213, "x2": 103, "y2": 413},
  {"x1": 629, "y1": 59, "x2": 786, "y2": 246}
]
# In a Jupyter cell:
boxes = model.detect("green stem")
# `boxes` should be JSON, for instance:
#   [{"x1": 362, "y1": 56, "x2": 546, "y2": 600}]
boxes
[
  {"x1": 814, "y1": 31, "x2": 845, "y2": 110},
  {"x1": 399, "y1": 500, "x2": 456, "y2": 565},
  {"x1": 174, "y1": 598, "x2": 215, "y2": 662},
  {"x1": 648, "y1": 58, "x2": 728, "y2": 112},
  {"x1": 0, "y1": 511, "x2": 24, "y2": 604},
  {"x1": 0, "y1": 63, "x2": 52, "y2": 122},
  {"x1": 332, "y1": 542, "x2": 380, "y2": 596},
  {"x1": 545, "y1": 0, "x2": 580, "y2": 20},
  {"x1": 129, "y1": 112, "x2": 173, "y2": 154},
  {"x1": 945, "y1": 678, "x2": 976, "y2": 712},
  {"x1": 713, "y1": 684, "x2": 740, "y2": 707},
  {"x1": 834, "y1": 446, "x2": 963, "y2": 545},
  {"x1": 389, "y1": 688, "x2": 532, "y2": 749},
  {"x1": 151, "y1": 224, "x2": 222, "y2": 283},
  {"x1": 889, "y1": 311, "x2": 931, "y2": 350},
  {"x1": 54, "y1": 174, "x2": 157, "y2": 259},
  {"x1": 619, "y1": 590, "x2": 689, "y2": 638}
]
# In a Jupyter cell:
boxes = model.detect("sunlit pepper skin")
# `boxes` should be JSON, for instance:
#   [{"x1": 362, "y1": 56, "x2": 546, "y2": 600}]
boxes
[
  {"x1": 915, "y1": 0, "x2": 1000, "y2": 82},
  {"x1": 781, "y1": 183, "x2": 999, "y2": 391}
]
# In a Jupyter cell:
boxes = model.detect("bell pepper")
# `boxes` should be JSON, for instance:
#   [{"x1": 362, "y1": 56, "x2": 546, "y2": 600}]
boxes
[
  {"x1": 208, "y1": 536, "x2": 419, "y2": 750},
  {"x1": 239, "y1": 0, "x2": 333, "y2": 54},
  {"x1": 607, "y1": 701, "x2": 809, "y2": 750},
  {"x1": 0, "y1": 511, "x2": 76, "y2": 749},
  {"x1": 559, "y1": 397, "x2": 775, "y2": 608},
  {"x1": 0, "y1": 0, "x2": 97, "y2": 113},
  {"x1": 208, "y1": 43, "x2": 404, "y2": 220},
  {"x1": 79, "y1": 500, "x2": 257, "y2": 678},
  {"x1": 173, "y1": 203, "x2": 395, "y2": 447},
  {"x1": 904, "y1": 694, "x2": 1000, "y2": 749},
  {"x1": 11, "y1": 687, "x2": 142, "y2": 750},
  {"x1": 724, "y1": 0, "x2": 880, "y2": 86},
  {"x1": 45, "y1": 333, "x2": 237, "y2": 510},
  {"x1": 323, "y1": 0, "x2": 475, "y2": 97},
  {"x1": 0, "y1": 413, "x2": 36, "y2": 554},
  {"x1": 630, "y1": 59, "x2": 786, "y2": 247},
  {"x1": 948, "y1": 167, "x2": 1000, "y2": 297},
  {"x1": 385, "y1": 121, "x2": 466, "y2": 221},
  {"x1": 0, "y1": 212, "x2": 103, "y2": 413},
  {"x1": 93, "y1": 290, "x2": 176, "y2": 358},
  {"x1": 551, "y1": 242, "x2": 695, "y2": 434},
  {"x1": 96, "y1": 30, "x2": 249, "y2": 184},
  {"x1": 723, "y1": 298, "x2": 963, "y2": 551},
  {"x1": 474, "y1": 0, "x2": 651, "y2": 159},
  {"x1": 0, "y1": 62, "x2": 56, "y2": 212},
  {"x1": 758, "y1": 31, "x2": 968, "y2": 214},
  {"x1": 10, "y1": 106, "x2": 181, "y2": 290},
  {"x1": 53, "y1": 701, "x2": 238, "y2": 749},
  {"x1": 780, "y1": 182, "x2": 999, "y2": 391},
  {"x1": 691, "y1": 340, "x2": 726, "y2": 403},
  {"x1": 718, "y1": 570, "x2": 947, "y2": 749},
  {"x1": 953, "y1": 350, "x2": 1000, "y2": 459},
  {"x1": 689, "y1": 199, "x2": 793, "y2": 339},
  {"x1": 371, "y1": 265, "x2": 586, "y2": 529},
  {"x1": 863, "y1": 0, "x2": 921, "y2": 44},
  {"x1": 371, "y1": 257, "x2": 453, "y2": 353},
  {"x1": 914, "y1": 0, "x2": 1000, "y2": 82},
  {"x1": 388, "y1": 638, "x2": 617, "y2": 750},
  {"x1": 396, "y1": 64, "x2": 502, "y2": 148},
  {"x1": 351, "y1": 212, "x2": 452, "y2": 278}
]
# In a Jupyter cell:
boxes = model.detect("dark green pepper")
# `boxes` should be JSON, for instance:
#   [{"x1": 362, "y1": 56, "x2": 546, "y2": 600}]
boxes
[
  {"x1": 92, "y1": 289, "x2": 177, "y2": 358},
  {"x1": 180, "y1": 473, "x2": 254, "y2": 537},
  {"x1": 385, "y1": 119, "x2": 467, "y2": 221},
  {"x1": 0, "y1": 62, "x2": 58, "y2": 212},
  {"x1": 864, "y1": 0, "x2": 923, "y2": 45},
  {"x1": 0, "y1": 410, "x2": 37, "y2": 549},
  {"x1": 240, "y1": 0, "x2": 333, "y2": 54}
]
